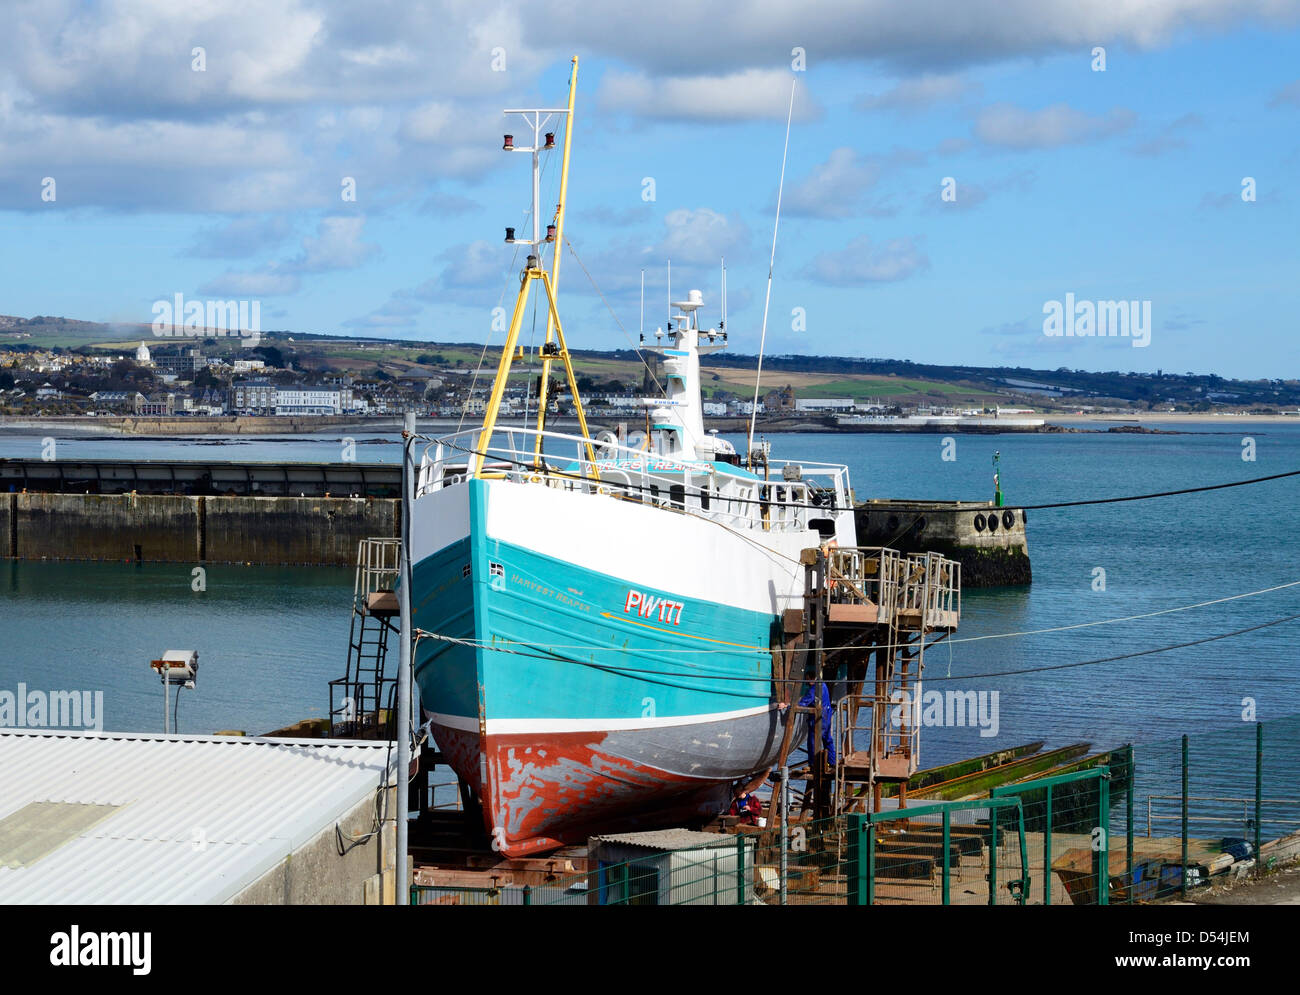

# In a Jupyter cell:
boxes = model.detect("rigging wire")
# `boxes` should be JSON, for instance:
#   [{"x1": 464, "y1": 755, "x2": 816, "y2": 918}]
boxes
[
  {"x1": 455, "y1": 137, "x2": 558, "y2": 434},
  {"x1": 746, "y1": 77, "x2": 796, "y2": 462},
  {"x1": 413, "y1": 610, "x2": 1300, "y2": 688},
  {"x1": 563, "y1": 235, "x2": 664, "y2": 394}
]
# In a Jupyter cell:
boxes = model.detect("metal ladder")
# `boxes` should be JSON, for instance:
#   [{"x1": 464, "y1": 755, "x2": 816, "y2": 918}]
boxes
[{"x1": 329, "y1": 538, "x2": 401, "y2": 738}]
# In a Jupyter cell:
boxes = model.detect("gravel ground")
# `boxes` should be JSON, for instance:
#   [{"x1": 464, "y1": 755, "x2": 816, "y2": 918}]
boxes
[{"x1": 1188, "y1": 862, "x2": 1300, "y2": 905}]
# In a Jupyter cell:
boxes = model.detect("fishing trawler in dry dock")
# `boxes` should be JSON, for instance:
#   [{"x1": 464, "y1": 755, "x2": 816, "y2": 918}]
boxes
[{"x1": 408, "y1": 58, "x2": 857, "y2": 856}]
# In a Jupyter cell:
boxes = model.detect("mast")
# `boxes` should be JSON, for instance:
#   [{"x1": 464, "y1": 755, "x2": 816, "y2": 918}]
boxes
[
  {"x1": 533, "y1": 56, "x2": 579, "y2": 461},
  {"x1": 473, "y1": 56, "x2": 597, "y2": 478}
]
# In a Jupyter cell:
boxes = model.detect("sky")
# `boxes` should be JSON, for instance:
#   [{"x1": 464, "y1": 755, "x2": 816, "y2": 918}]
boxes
[{"x1": 0, "y1": 1, "x2": 1298, "y2": 379}]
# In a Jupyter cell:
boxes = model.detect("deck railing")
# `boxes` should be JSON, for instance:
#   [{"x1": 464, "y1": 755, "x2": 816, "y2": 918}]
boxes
[{"x1": 415, "y1": 425, "x2": 852, "y2": 536}]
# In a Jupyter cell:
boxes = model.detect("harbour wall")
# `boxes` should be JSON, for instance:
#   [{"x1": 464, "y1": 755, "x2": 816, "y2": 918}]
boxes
[
  {"x1": 1, "y1": 457, "x2": 401, "y2": 498},
  {"x1": 2, "y1": 492, "x2": 398, "y2": 566},
  {"x1": 855, "y1": 499, "x2": 1032, "y2": 587}
]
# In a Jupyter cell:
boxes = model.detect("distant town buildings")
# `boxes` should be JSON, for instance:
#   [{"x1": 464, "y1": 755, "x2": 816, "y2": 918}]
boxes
[
  {"x1": 134, "y1": 391, "x2": 175, "y2": 416},
  {"x1": 230, "y1": 379, "x2": 276, "y2": 413},
  {"x1": 152, "y1": 347, "x2": 204, "y2": 378},
  {"x1": 274, "y1": 384, "x2": 348, "y2": 416},
  {"x1": 795, "y1": 397, "x2": 855, "y2": 412}
]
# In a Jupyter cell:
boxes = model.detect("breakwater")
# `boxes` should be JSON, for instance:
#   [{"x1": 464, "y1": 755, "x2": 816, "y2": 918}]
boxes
[
  {"x1": 855, "y1": 499, "x2": 1032, "y2": 587},
  {"x1": 1, "y1": 491, "x2": 398, "y2": 566},
  {"x1": 1, "y1": 457, "x2": 400, "y2": 498}
]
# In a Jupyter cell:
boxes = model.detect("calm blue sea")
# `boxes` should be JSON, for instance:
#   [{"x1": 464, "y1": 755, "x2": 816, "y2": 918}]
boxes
[{"x1": 3, "y1": 423, "x2": 1298, "y2": 816}]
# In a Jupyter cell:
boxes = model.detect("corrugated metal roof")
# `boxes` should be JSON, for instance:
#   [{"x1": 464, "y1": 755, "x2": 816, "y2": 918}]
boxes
[
  {"x1": 0, "y1": 730, "x2": 391, "y2": 904},
  {"x1": 590, "y1": 828, "x2": 736, "y2": 852}
]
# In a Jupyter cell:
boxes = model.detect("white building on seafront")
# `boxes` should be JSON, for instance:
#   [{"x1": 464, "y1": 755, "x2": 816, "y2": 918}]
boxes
[{"x1": 275, "y1": 384, "x2": 347, "y2": 415}]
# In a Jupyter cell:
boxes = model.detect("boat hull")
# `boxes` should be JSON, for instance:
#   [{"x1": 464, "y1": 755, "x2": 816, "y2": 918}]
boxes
[
  {"x1": 410, "y1": 476, "x2": 818, "y2": 857},
  {"x1": 431, "y1": 707, "x2": 788, "y2": 854}
]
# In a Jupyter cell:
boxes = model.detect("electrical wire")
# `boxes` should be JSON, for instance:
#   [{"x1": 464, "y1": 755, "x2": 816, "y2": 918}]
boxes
[
  {"x1": 411, "y1": 428, "x2": 1300, "y2": 655},
  {"x1": 413, "y1": 610, "x2": 1300, "y2": 687},
  {"x1": 414, "y1": 428, "x2": 1300, "y2": 518},
  {"x1": 1005, "y1": 468, "x2": 1300, "y2": 511},
  {"x1": 921, "y1": 611, "x2": 1300, "y2": 682},
  {"x1": 948, "y1": 578, "x2": 1300, "y2": 645},
  {"x1": 423, "y1": 551, "x2": 1300, "y2": 659}
]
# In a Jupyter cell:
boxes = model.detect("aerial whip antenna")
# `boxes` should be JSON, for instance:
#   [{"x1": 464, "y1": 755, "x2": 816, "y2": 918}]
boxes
[
  {"x1": 746, "y1": 78, "x2": 796, "y2": 463},
  {"x1": 720, "y1": 257, "x2": 726, "y2": 331}
]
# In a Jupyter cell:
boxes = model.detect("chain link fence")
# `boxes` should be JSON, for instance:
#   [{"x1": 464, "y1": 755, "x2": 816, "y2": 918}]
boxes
[{"x1": 412, "y1": 718, "x2": 1300, "y2": 906}]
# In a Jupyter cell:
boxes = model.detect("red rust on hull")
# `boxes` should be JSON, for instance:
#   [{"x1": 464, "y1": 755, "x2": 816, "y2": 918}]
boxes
[{"x1": 431, "y1": 722, "x2": 732, "y2": 858}]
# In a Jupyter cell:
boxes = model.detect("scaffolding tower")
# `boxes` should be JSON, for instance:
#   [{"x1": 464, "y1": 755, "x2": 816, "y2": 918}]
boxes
[{"x1": 767, "y1": 545, "x2": 961, "y2": 824}]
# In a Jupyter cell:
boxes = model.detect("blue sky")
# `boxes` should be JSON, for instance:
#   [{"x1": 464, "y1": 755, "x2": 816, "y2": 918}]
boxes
[{"x1": 1, "y1": 1, "x2": 1297, "y2": 379}]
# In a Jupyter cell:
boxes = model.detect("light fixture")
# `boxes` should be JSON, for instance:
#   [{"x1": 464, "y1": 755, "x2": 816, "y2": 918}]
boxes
[{"x1": 149, "y1": 650, "x2": 199, "y2": 734}]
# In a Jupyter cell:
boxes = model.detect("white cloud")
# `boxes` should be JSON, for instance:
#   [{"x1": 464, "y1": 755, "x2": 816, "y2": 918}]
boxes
[
  {"x1": 654, "y1": 208, "x2": 750, "y2": 266},
  {"x1": 932, "y1": 170, "x2": 1035, "y2": 212},
  {"x1": 401, "y1": 101, "x2": 457, "y2": 142},
  {"x1": 783, "y1": 148, "x2": 883, "y2": 219},
  {"x1": 283, "y1": 216, "x2": 379, "y2": 273},
  {"x1": 536, "y1": 1, "x2": 1300, "y2": 75},
  {"x1": 974, "y1": 102, "x2": 1136, "y2": 149},
  {"x1": 196, "y1": 215, "x2": 378, "y2": 300},
  {"x1": 186, "y1": 216, "x2": 294, "y2": 259},
  {"x1": 859, "y1": 74, "x2": 979, "y2": 110},
  {"x1": 197, "y1": 271, "x2": 300, "y2": 297},
  {"x1": 1269, "y1": 78, "x2": 1300, "y2": 107},
  {"x1": 1131, "y1": 111, "x2": 1203, "y2": 156},
  {"x1": 803, "y1": 235, "x2": 928, "y2": 285},
  {"x1": 598, "y1": 69, "x2": 820, "y2": 122},
  {"x1": 0, "y1": 1, "x2": 1291, "y2": 214}
]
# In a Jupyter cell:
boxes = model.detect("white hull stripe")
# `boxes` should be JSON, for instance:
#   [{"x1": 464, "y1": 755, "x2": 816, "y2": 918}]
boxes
[{"x1": 427, "y1": 704, "x2": 772, "y2": 735}]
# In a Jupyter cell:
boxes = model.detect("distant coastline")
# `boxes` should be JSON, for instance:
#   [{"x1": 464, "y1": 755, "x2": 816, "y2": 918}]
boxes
[{"x1": 2, "y1": 410, "x2": 1296, "y2": 439}]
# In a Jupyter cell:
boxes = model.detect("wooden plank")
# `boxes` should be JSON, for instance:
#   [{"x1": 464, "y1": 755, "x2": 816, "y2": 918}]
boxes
[
  {"x1": 910, "y1": 743, "x2": 1092, "y2": 801},
  {"x1": 828, "y1": 603, "x2": 878, "y2": 624}
]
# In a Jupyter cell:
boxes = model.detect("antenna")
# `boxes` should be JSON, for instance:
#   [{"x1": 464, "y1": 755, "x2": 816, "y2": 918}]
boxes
[
  {"x1": 746, "y1": 78, "x2": 796, "y2": 464},
  {"x1": 639, "y1": 269, "x2": 645, "y2": 344},
  {"x1": 722, "y1": 259, "x2": 728, "y2": 337},
  {"x1": 667, "y1": 259, "x2": 672, "y2": 332}
]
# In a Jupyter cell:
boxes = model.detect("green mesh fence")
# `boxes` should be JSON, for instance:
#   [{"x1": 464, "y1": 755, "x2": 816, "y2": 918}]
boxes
[
  {"x1": 991, "y1": 764, "x2": 1119, "y2": 906},
  {"x1": 1131, "y1": 715, "x2": 1300, "y2": 898},
  {"x1": 859, "y1": 799, "x2": 1030, "y2": 906},
  {"x1": 411, "y1": 718, "x2": 1300, "y2": 907}
]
